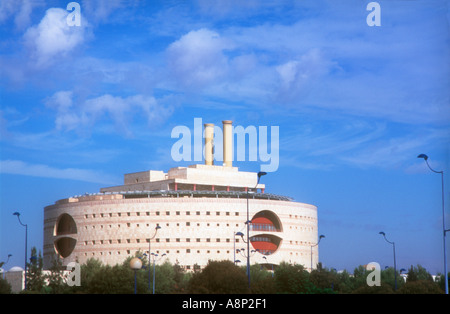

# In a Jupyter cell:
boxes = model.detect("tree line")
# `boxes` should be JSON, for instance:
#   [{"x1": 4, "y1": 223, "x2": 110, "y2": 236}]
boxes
[{"x1": 0, "y1": 247, "x2": 446, "y2": 294}]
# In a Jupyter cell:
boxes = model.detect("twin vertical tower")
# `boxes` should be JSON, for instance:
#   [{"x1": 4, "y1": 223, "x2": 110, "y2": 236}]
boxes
[{"x1": 204, "y1": 120, "x2": 233, "y2": 168}]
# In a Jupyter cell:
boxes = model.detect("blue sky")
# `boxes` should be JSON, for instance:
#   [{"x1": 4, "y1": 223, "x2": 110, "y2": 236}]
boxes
[{"x1": 1, "y1": 0, "x2": 449, "y2": 274}]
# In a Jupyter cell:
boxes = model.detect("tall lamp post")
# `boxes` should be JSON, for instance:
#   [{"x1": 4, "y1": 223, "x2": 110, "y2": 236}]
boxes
[
  {"x1": 13, "y1": 212, "x2": 27, "y2": 291},
  {"x1": 310, "y1": 234, "x2": 325, "y2": 271},
  {"x1": 151, "y1": 253, "x2": 167, "y2": 294},
  {"x1": 379, "y1": 231, "x2": 397, "y2": 291},
  {"x1": 245, "y1": 171, "x2": 266, "y2": 289},
  {"x1": 148, "y1": 224, "x2": 160, "y2": 291},
  {"x1": 417, "y1": 153, "x2": 449, "y2": 294}
]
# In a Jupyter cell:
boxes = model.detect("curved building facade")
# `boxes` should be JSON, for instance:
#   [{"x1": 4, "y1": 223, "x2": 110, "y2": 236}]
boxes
[{"x1": 43, "y1": 121, "x2": 319, "y2": 271}]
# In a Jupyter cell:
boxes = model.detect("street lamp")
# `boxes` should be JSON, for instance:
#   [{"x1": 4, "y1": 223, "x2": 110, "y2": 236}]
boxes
[
  {"x1": 379, "y1": 231, "x2": 397, "y2": 291},
  {"x1": 234, "y1": 231, "x2": 244, "y2": 265},
  {"x1": 245, "y1": 171, "x2": 266, "y2": 290},
  {"x1": 0, "y1": 254, "x2": 12, "y2": 270},
  {"x1": 310, "y1": 234, "x2": 325, "y2": 271},
  {"x1": 417, "y1": 153, "x2": 449, "y2": 294},
  {"x1": 148, "y1": 224, "x2": 160, "y2": 291},
  {"x1": 262, "y1": 256, "x2": 274, "y2": 277},
  {"x1": 13, "y1": 212, "x2": 27, "y2": 291},
  {"x1": 129, "y1": 257, "x2": 143, "y2": 294},
  {"x1": 151, "y1": 253, "x2": 166, "y2": 294}
]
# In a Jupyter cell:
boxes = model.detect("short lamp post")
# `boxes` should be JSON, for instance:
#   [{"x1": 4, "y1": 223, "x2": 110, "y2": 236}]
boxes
[
  {"x1": 262, "y1": 256, "x2": 274, "y2": 277},
  {"x1": 234, "y1": 231, "x2": 244, "y2": 265},
  {"x1": 130, "y1": 257, "x2": 142, "y2": 294},
  {"x1": 417, "y1": 153, "x2": 449, "y2": 294},
  {"x1": 13, "y1": 212, "x2": 27, "y2": 291}
]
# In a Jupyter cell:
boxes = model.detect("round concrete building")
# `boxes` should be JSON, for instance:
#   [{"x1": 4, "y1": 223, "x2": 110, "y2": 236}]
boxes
[{"x1": 43, "y1": 122, "x2": 319, "y2": 271}]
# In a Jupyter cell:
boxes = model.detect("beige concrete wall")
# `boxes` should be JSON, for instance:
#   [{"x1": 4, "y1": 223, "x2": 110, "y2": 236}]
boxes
[{"x1": 44, "y1": 194, "x2": 318, "y2": 271}]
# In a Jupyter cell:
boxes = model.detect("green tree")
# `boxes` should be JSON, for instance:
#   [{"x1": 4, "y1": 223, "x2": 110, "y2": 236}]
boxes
[
  {"x1": 334, "y1": 270, "x2": 355, "y2": 293},
  {"x1": 436, "y1": 272, "x2": 450, "y2": 292},
  {"x1": 87, "y1": 263, "x2": 141, "y2": 294},
  {"x1": 151, "y1": 261, "x2": 176, "y2": 293},
  {"x1": 172, "y1": 261, "x2": 190, "y2": 293},
  {"x1": 380, "y1": 267, "x2": 404, "y2": 291},
  {"x1": 46, "y1": 254, "x2": 71, "y2": 294},
  {"x1": 187, "y1": 260, "x2": 249, "y2": 294},
  {"x1": 274, "y1": 262, "x2": 315, "y2": 294},
  {"x1": 248, "y1": 264, "x2": 276, "y2": 294},
  {"x1": 0, "y1": 276, "x2": 12, "y2": 294},
  {"x1": 398, "y1": 280, "x2": 443, "y2": 294},
  {"x1": 309, "y1": 263, "x2": 338, "y2": 293},
  {"x1": 406, "y1": 264, "x2": 433, "y2": 282},
  {"x1": 69, "y1": 258, "x2": 104, "y2": 293},
  {"x1": 351, "y1": 265, "x2": 370, "y2": 290},
  {"x1": 26, "y1": 247, "x2": 45, "y2": 293},
  {"x1": 397, "y1": 264, "x2": 443, "y2": 294}
]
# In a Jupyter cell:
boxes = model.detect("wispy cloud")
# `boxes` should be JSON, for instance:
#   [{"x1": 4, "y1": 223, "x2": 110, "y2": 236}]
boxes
[
  {"x1": 0, "y1": 160, "x2": 120, "y2": 184},
  {"x1": 339, "y1": 128, "x2": 450, "y2": 170},
  {"x1": 44, "y1": 91, "x2": 173, "y2": 137},
  {"x1": 0, "y1": 0, "x2": 44, "y2": 31},
  {"x1": 279, "y1": 117, "x2": 450, "y2": 171}
]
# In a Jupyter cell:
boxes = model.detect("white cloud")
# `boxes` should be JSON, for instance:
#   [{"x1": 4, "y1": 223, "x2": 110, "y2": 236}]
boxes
[
  {"x1": 166, "y1": 28, "x2": 234, "y2": 88},
  {"x1": 45, "y1": 91, "x2": 173, "y2": 136},
  {"x1": 0, "y1": 160, "x2": 119, "y2": 184},
  {"x1": 276, "y1": 49, "x2": 335, "y2": 104},
  {"x1": 23, "y1": 7, "x2": 89, "y2": 67}
]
